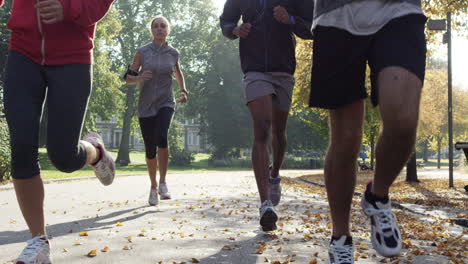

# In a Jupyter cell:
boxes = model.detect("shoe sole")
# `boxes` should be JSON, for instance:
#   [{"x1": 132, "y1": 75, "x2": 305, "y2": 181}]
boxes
[
  {"x1": 158, "y1": 191, "x2": 171, "y2": 200},
  {"x1": 260, "y1": 209, "x2": 278, "y2": 232}
]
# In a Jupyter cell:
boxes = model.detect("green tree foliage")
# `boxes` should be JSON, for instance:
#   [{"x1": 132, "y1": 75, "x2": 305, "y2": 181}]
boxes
[
  {"x1": 201, "y1": 34, "x2": 252, "y2": 159},
  {"x1": 169, "y1": 120, "x2": 194, "y2": 165},
  {"x1": 84, "y1": 9, "x2": 124, "y2": 134}
]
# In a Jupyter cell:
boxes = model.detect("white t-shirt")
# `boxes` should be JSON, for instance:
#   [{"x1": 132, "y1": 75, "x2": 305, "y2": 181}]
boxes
[{"x1": 312, "y1": 0, "x2": 424, "y2": 36}]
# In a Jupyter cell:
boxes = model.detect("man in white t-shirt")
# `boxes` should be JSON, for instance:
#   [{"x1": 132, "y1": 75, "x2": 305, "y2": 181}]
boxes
[{"x1": 309, "y1": 1, "x2": 427, "y2": 263}]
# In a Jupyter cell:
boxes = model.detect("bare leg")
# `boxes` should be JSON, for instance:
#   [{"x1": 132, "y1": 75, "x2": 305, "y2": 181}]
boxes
[
  {"x1": 146, "y1": 157, "x2": 158, "y2": 186},
  {"x1": 373, "y1": 67, "x2": 423, "y2": 197},
  {"x1": 13, "y1": 176, "x2": 46, "y2": 238},
  {"x1": 325, "y1": 100, "x2": 364, "y2": 237},
  {"x1": 271, "y1": 107, "x2": 289, "y2": 178},
  {"x1": 81, "y1": 140, "x2": 101, "y2": 165},
  {"x1": 158, "y1": 147, "x2": 169, "y2": 184},
  {"x1": 248, "y1": 95, "x2": 273, "y2": 203}
]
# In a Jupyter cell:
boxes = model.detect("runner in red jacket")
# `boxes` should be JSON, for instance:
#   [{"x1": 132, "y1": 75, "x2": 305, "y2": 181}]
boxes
[{"x1": 1, "y1": 1, "x2": 116, "y2": 263}]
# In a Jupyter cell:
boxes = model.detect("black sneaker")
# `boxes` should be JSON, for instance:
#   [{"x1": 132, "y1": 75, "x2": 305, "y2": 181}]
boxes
[
  {"x1": 361, "y1": 182, "x2": 402, "y2": 257},
  {"x1": 329, "y1": 235, "x2": 354, "y2": 264}
]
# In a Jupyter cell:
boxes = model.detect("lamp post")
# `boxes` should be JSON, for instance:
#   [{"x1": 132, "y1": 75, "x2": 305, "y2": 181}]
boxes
[{"x1": 428, "y1": 12, "x2": 454, "y2": 188}]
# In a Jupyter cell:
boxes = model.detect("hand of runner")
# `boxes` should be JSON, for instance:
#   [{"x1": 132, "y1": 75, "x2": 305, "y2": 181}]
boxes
[
  {"x1": 233, "y1": 23, "x2": 252, "y2": 39},
  {"x1": 138, "y1": 71, "x2": 153, "y2": 81},
  {"x1": 273, "y1": 6, "x2": 290, "y2": 25},
  {"x1": 177, "y1": 91, "x2": 188, "y2": 104},
  {"x1": 36, "y1": 0, "x2": 64, "y2": 24}
]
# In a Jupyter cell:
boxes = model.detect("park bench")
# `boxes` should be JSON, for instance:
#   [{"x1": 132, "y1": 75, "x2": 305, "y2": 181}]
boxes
[{"x1": 455, "y1": 141, "x2": 468, "y2": 161}]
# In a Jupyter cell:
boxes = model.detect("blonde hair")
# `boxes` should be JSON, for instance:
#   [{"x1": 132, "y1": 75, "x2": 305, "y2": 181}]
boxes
[{"x1": 150, "y1": 16, "x2": 171, "y2": 34}]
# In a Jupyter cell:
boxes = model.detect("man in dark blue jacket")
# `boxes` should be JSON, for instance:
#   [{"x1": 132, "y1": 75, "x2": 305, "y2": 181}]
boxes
[{"x1": 220, "y1": 0, "x2": 313, "y2": 232}]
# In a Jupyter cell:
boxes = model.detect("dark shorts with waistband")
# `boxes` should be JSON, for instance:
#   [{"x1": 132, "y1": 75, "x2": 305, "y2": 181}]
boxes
[{"x1": 309, "y1": 14, "x2": 427, "y2": 109}]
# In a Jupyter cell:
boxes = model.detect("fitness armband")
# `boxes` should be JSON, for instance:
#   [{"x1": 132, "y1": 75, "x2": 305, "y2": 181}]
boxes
[{"x1": 123, "y1": 65, "x2": 139, "y2": 80}]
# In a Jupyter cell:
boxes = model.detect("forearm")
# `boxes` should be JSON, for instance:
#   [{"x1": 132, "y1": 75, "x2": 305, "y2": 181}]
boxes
[
  {"x1": 219, "y1": 0, "x2": 241, "y2": 40},
  {"x1": 125, "y1": 75, "x2": 142, "y2": 85},
  {"x1": 176, "y1": 72, "x2": 187, "y2": 93}
]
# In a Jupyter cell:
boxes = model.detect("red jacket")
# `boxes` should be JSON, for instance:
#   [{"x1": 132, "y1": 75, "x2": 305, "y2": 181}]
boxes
[{"x1": 0, "y1": 0, "x2": 114, "y2": 65}]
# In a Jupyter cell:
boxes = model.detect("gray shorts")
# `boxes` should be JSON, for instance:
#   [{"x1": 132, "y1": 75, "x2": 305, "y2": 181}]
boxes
[{"x1": 243, "y1": 72, "x2": 295, "y2": 112}]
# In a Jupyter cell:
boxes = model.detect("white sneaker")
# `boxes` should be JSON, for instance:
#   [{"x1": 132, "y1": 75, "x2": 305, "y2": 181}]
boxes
[
  {"x1": 328, "y1": 236, "x2": 354, "y2": 264},
  {"x1": 268, "y1": 167, "x2": 282, "y2": 206},
  {"x1": 15, "y1": 235, "x2": 51, "y2": 264},
  {"x1": 361, "y1": 183, "x2": 402, "y2": 257},
  {"x1": 158, "y1": 183, "x2": 171, "y2": 200},
  {"x1": 259, "y1": 200, "x2": 278, "y2": 232},
  {"x1": 83, "y1": 132, "x2": 115, "y2": 186},
  {"x1": 148, "y1": 187, "x2": 159, "y2": 206}
]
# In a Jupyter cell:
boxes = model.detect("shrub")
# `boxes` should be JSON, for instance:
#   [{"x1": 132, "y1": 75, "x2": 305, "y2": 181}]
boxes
[
  {"x1": 0, "y1": 119, "x2": 11, "y2": 181},
  {"x1": 170, "y1": 148, "x2": 194, "y2": 166}
]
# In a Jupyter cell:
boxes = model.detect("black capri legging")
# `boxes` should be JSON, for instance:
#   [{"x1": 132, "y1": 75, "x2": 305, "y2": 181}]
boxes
[
  {"x1": 4, "y1": 51, "x2": 91, "y2": 179},
  {"x1": 138, "y1": 107, "x2": 174, "y2": 159}
]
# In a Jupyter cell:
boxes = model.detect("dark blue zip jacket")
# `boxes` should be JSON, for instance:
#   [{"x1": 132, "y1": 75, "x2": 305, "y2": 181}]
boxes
[{"x1": 220, "y1": 0, "x2": 313, "y2": 74}]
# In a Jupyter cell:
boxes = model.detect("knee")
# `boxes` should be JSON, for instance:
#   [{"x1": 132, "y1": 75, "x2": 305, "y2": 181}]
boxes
[
  {"x1": 272, "y1": 129, "x2": 287, "y2": 143},
  {"x1": 48, "y1": 148, "x2": 81, "y2": 173},
  {"x1": 329, "y1": 129, "x2": 363, "y2": 159},
  {"x1": 253, "y1": 120, "x2": 271, "y2": 144},
  {"x1": 157, "y1": 135, "x2": 168, "y2": 149},
  {"x1": 10, "y1": 143, "x2": 40, "y2": 179},
  {"x1": 145, "y1": 147, "x2": 157, "y2": 159},
  {"x1": 384, "y1": 115, "x2": 418, "y2": 144}
]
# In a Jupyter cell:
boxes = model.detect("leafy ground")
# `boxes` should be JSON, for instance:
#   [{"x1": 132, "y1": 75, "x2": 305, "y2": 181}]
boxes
[{"x1": 287, "y1": 173, "x2": 468, "y2": 263}]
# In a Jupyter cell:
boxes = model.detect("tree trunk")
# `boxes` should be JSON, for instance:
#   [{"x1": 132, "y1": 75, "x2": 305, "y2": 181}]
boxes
[
  {"x1": 437, "y1": 137, "x2": 441, "y2": 169},
  {"x1": 406, "y1": 151, "x2": 419, "y2": 182},
  {"x1": 116, "y1": 85, "x2": 136, "y2": 166},
  {"x1": 423, "y1": 140, "x2": 428, "y2": 162}
]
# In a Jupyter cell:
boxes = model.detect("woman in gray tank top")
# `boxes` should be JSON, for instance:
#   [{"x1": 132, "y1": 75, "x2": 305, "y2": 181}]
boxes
[{"x1": 125, "y1": 16, "x2": 188, "y2": 206}]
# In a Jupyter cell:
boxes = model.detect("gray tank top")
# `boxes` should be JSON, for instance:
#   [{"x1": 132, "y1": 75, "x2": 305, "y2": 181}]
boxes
[{"x1": 137, "y1": 42, "x2": 179, "y2": 118}]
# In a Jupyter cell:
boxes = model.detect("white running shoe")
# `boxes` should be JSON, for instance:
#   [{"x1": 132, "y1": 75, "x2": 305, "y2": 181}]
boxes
[
  {"x1": 361, "y1": 183, "x2": 402, "y2": 257},
  {"x1": 83, "y1": 132, "x2": 115, "y2": 186},
  {"x1": 328, "y1": 235, "x2": 354, "y2": 264},
  {"x1": 158, "y1": 183, "x2": 171, "y2": 200},
  {"x1": 259, "y1": 200, "x2": 278, "y2": 232},
  {"x1": 15, "y1": 235, "x2": 51, "y2": 264},
  {"x1": 148, "y1": 186, "x2": 159, "y2": 206}
]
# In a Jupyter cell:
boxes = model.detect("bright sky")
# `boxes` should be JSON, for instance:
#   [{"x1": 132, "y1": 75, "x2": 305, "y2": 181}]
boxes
[{"x1": 213, "y1": 0, "x2": 467, "y2": 89}]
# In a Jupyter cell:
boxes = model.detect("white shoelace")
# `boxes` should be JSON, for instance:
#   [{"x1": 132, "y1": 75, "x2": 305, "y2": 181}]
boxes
[
  {"x1": 364, "y1": 207, "x2": 396, "y2": 231},
  {"x1": 331, "y1": 243, "x2": 353, "y2": 263},
  {"x1": 20, "y1": 237, "x2": 48, "y2": 258}
]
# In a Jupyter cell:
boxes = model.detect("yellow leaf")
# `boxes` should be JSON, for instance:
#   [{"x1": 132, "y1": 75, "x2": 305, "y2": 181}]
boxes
[
  {"x1": 79, "y1": 232, "x2": 89, "y2": 236},
  {"x1": 309, "y1": 259, "x2": 318, "y2": 264},
  {"x1": 86, "y1": 249, "x2": 97, "y2": 257},
  {"x1": 191, "y1": 258, "x2": 200, "y2": 263},
  {"x1": 122, "y1": 245, "x2": 130, "y2": 250},
  {"x1": 74, "y1": 240, "x2": 82, "y2": 245},
  {"x1": 101, "y1": 246, "x2": 109, "y2": 252},
  {"x1": 116, "y1": 222, "x2": 123, "y2": 226}
]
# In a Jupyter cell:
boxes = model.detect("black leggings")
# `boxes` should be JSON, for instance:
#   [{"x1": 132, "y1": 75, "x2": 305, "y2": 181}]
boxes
[
  {"x1": 3, "y1": 51, "x2": 91, "y2": 179},
  {"x1": 139, "y1": 107, "x2": 174, "y2": 159}
]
